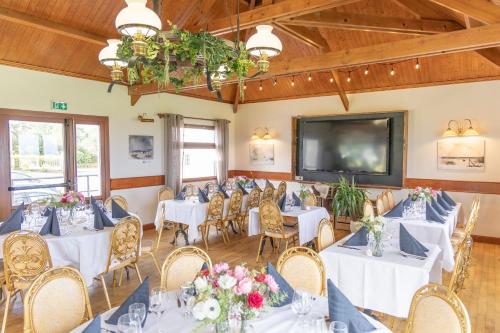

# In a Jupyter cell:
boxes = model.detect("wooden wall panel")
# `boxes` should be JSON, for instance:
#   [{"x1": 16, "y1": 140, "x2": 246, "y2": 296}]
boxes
[
  {"x1": 404, "y1": 178, "x2": 500, "y2": 195},
  {"x1": 110, "y1": 175, "x2": 165, "y2": 191}
]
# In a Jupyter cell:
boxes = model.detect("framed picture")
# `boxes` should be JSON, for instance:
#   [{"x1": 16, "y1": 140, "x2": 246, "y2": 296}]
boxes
[
  {"x1": 249, "y1": 143, "x2": 274, "y2": 165},
  {"x1": 129, "y1": 135, "x2": 154, "y2": 160},
  {"x1": 437, "y1": 137, "x2": 485, "y2": 170}
]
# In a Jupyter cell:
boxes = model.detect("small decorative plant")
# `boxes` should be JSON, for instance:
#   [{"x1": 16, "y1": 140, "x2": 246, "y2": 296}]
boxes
[
  {"x1": 235, "y1": 176, "x2": 251, "y2": 188},
  {"x1": 298, "y1": 184, "x2": 310, "y2": 202},
  {"x1": 360, "y1": 215, "x2": 386, "y2": 257},
  {"x1": 331, "y1": 176, "x2": 367, "y2": 220},
  {"x1": 410, "y1": 186, "x2": 436, "y2": 202},
  {"x1": 50, "y1": 191, "x2": 85, "y2": 209}
]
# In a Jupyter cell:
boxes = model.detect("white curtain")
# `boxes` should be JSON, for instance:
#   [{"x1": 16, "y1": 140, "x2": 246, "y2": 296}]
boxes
[
  {"x1": 164, "y1": 114, "x2": 184, "y2": 193},
  {"x1": 215, "y1": 119, "x2": 229, "y2": 183}
]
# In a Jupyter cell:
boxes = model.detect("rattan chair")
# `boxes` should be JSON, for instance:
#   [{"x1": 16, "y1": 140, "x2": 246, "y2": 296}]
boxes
[
  {"x1": 160, "y1": 246, "x2": 212, "y2": 291},
  {"x1": 303, "y1": 192, "x2": 318, "y2": 206},
  {"x1": 98, "y1": 216, "x2": 142, "y2": 309},
  {"x1": 376, "y1": 196, "x2": 386, "y2": 215},
  {"x1": 276, "y1": 181, "x2": 287, "y2": 202},
  {"x1": 104, "y1": 195, "x2": 128, "y2": 212},
  {"x1": 256, "y1": 200, "x2": 298, "y2": 263},
  {"x1": 316, "y1": 218, "x2": 335, "y2": 252},
  {"x1": 262, "y1": 182, "x2": 275, "y2": 202},
  {"x1": 363, "y1": 200, "x2": 375, "y2": 219},
  {"x1": 158, "y1": 186, "x2": 175, "y2": 202},
  {"x1": 23, "y1": 267, "x2": 92, "y2": 333},
  {"x1": 448, "y1": 238, "x2": 468, "y2": 294},
  {"x1": 222, "y1": 189, "x2": 244, "y2": 237},
  {"x1": 239, "y1": 187, "x2": 261, "y2": 234},
  {"x1": 198, "y1": 192, "x2": 225, "y2": 250},
  {"x1": 277, "y1": 246, "x2": 326, "y2": 296},
  {"x1": 386, "y1": 190, "x2": 395, "y2": 210},
  {"x1": 405, "y1": 284, "x2": 471, "y2": 333},
  {"x1": 381, "y1": 192, "x2": 390, "y2": 212},
  {"x1": 2, "y1": 231, "x2": 52, "y2": 333},
  {"x1": 141, "y1": 213, "x2": 164, "y2": 274}
]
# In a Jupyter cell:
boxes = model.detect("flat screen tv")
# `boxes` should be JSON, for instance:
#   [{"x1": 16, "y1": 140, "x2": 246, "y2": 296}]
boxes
[{"x1": 301, "y1": 118, "x2": 391, "y2": 175}]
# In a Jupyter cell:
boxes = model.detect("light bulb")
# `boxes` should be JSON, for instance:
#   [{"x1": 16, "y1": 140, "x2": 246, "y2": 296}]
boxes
[
  {"x1": 390, "y1": 66, "x2": 395, "y2": 76},
  {"x1": 329, "y1": 77, "x2": 334, "y2": 83},
  {"x1": 308, "y1": 73, "x2": 312, "y2": 82},
  {"x1": 243, "y1": 84, "x2": 247, "y2": 90},
  {"x1": 347, "y1": 72, "x2": 351, "y2": 83},
  {"x1": 273, "y1": 78, "x2": 277, "y2": 86},
  {"x1": 415, "y1": 59, "x2": 420, "y2": 70},
  {"x1": 291, "y1": 77, "x2": 295, "y2": 87},
  {"x1": 364, "y1": 67, "x2": 369, "y2": 75},
  {"x1": 259, "y1": 82, "x2": 263, "y2": 91}
]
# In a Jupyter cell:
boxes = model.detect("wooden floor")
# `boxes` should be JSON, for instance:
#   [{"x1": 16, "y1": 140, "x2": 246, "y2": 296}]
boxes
[{"x1": 3, "y1": 227, "x2": 499, "y2": 332}]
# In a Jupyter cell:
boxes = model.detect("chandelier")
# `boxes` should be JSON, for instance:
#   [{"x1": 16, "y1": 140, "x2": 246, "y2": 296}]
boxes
[{"x1": 98, "y1": 0, "x2": 282, "y2": 100}]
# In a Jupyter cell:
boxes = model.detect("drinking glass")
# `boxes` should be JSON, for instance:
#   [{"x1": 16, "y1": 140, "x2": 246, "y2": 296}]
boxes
[
  {"x1": 84, "y1": 204, "x2": 93, "y2": 224},
  {"x1": 291, "y1": 290, "x2": 313, "y2": 321},
  {"x1": 310, "y1": 314, "x2": 328, "y2": 333},
  {"x1": 117, "y1": 313, "x2": 142, "y2": 333},
  {"x1": 180, "y1": 283, "x2": 195, "y2": 316},
  {"x1": 150, "y1": 287, "x2": 167, "y2": 333},
  {"x1": 129, "y1": 303, "x2": 146, "y2": 325},
  {"x1": 329, "y1": 321, "x2": 348, "y2": 333}
]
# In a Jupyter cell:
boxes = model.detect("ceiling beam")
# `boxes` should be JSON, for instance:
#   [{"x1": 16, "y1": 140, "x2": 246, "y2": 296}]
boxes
[
  {"x1": 0, "y1": 6, "x2": 107, "y2": 46},
  {"x1": 330, "y1": 71, "x2": 349, "y2": 111},
  {"x1": 192, "y1": 0, "x2": 362, "y2": 35},
  {"x1": 281, "y1": 11, "x2": 462, "y2": 35},
  {"x1": 428, "y1": 0, "x2": 500, "y2": 24},
  {"x1": 129, "y1": 23, "x2": 500, "y2": 96},
  {"x1": 272, "y1": 22, "x2": 330, "y2": 50},
  {"x1": 131, "y1": 95, "x2": 141, "y2": 107}
]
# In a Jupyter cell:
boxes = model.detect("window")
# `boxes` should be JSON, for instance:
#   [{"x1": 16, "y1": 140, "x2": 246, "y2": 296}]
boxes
[{"x1": 182, "y1": 124, "x2": 217, "y2": 181}]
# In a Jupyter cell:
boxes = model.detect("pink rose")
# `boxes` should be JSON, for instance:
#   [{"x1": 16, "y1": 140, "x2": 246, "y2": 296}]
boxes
[
  {"x1": 214, "y1": 262, "x2": 229, "y2": 274},
  {"x1": 77, "y1": 192, "x2": 85, "y2": 202},
  {"x1": 234, "y1": 277, "x2": 252, "y2": 295},
  {"x1": 264, "y1": 274, "x2": 279, "y2": 293},
  {"x1": 233, "y1": 265, "x2": 248, "y2": 281},
  {"x1": 67, "y1": 194, "x2": 74, "y2": 203}
]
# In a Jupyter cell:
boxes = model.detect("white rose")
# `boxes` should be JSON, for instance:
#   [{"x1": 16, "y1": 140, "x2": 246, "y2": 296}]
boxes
[
  {"x1": 194, "y1": 277, "x2": 208, "y2": 292},
  {"x1": 203, "y1": 298, "x2": 221, "y2": 320},
  {"x1": 218, "y1": 274, "x2": 237, "y2": 290},
  {"x1": 192, "y1": 301, "x2": 206, "y2": 321},
  {"x1": 374, "y1": 224, "x2": 382, "y2": 232}
]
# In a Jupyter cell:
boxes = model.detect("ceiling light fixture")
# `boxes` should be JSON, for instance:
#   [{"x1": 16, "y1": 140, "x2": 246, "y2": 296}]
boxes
[
  {"x1": 329, "y1": 76, "x2": 334, "y2": 83},
  {"x1": 308, "y1": 73, "x2": 312, "y2": 82},
  {"x1": 98, "y1": 39, "x2": 128, "y2": 82},
  {"x1": 246, "y1": 25, "x2": 282, "y2": 73},
  {"x1": 259, "y1": 80, "x2": 263, "y2": 91},
  {"x1": 415, "y1": 58, "x2": 420, "y2": 70},
  {"x1": 390, "y1": 65, "x2": 395, "y2": 76},
  {"x1": 347, "y1": 71, "x2": 351, "y2": 83},
  {"x1": 291, "y1": 76, "x2": 295, "y2": 87},
  {"x1": 364, "y1": 66, "x2": 369, "y2": 75},
  {"x1": 273, "y1": 78, "x2": 277, "y2": 86}
]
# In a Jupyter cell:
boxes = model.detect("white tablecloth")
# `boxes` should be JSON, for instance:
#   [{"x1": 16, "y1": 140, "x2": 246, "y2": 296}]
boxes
[
  {"x1": 72, "y1": 293, "x2": 392, "y2": 333},
  {"x1": 383, "y1": 203, "x2": 461, "y2": 272},
  {"x1": 320, "y1": 237, "x2": 442, "y2": 318},
  {"x1": 154, "y1": 196, "x2": 248, "y2": 242},
  {"x1": 248, "y1": 206, "x2": 330, "y2": 245}
]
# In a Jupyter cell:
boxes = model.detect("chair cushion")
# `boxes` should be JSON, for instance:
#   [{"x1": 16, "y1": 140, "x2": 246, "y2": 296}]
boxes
[
  {"x1": 412, "y1": 296, "x2": 462, "y2": 333},
  {"x1": 265, "y1": 228, "x2": 297, "y2": 239}
]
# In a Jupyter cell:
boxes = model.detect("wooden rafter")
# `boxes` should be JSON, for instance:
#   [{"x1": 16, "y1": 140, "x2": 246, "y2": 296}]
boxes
[
  {"x1": 330, "y1": 71, "x2": 349, "y2": 111},
  {"x1": 272, "y1": 22, "x2": 329, "y2": 50},
  {"x1": 169, "y1": 0, "x2": 200, "y2": 29},
  {"x1": 428, "y1": 0, "x2": 500, "y2": 24},
  {"x1": 0, "y1": 6, "x2": 106, "y2": 46},
  {"x1": 129, "y1": 23, "x2": 500, "y2": 97},
  {"x1": 281, "y1": 11, "x2": 462, "y2": 35},
  {"x1": 193, "y1": 0, "x2": 362, "y2": 35}
]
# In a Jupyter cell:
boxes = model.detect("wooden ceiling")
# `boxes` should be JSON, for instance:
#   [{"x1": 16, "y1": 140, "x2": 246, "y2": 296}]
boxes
[{"x1": 1, "y1": 0, "x2": 500, "y2": 111}]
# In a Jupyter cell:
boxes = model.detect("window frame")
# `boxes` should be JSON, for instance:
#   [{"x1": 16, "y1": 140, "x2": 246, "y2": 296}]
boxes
[{"x1": 182, "y1": 123, "x2": 217, "y2": 183}]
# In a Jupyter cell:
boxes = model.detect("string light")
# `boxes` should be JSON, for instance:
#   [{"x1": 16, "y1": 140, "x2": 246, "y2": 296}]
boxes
[
  {"x1": 390, "y1": 65, "x2": 395, "y2": 76},
  {"x1": 415, "y1": 58, "x2": 420, "y2": 70},
  {"x1": 259, "y1": 80, "x2": 263, "y2": 91},
  {"x1": 273, "y1": 78, "x2": 277, "y2": 86},
  {"x1": 308, "y1": 73, "x2": 312, "y2": 82},
  {"x1": 329, "y1": 76, "x2": 334, "y2": 83},
  {"x1": 347, "y1": 71, "x2": 351, "y2": 83},
  {"x1": 364, "y1": 66, "x2": 369, "y2": 75},
  {"x1": 291, "y1": 76, "x2": 295, "y2": 87}
]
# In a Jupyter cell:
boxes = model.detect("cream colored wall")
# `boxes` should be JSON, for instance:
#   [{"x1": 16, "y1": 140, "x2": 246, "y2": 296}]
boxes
[
  {"x1": 235, "y1": 80, "x2": 500, "y2": 237},
  {"x1": 0, "y1": 65, "x2": 235, "y2": 223}
]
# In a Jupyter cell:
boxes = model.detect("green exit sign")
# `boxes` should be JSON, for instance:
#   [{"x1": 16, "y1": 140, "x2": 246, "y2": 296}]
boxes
[{"x1": 51, "y1": 101, "x2": 68, "y2": 111}]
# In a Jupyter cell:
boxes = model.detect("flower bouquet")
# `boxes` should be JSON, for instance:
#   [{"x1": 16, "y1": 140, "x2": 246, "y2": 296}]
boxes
[
  {"x1": 410, "y1": 186, "x2": 436, "y2": 202},
  {"x1": 360, "y1": 215, "x2": 386, "y2": 257},
  {"x1": 50, "y1": 191, "x2": 85, "y2": 209},
  {"x1": 189, "y1": 262, "x2": 285, "y2": 332},
  {"x1": 235, "y1": 176, "x2": 251, "y2": 188}
]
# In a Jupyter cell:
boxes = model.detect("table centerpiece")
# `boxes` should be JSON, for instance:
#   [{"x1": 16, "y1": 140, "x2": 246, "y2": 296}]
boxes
[
  {"x1": 360, "y1": 215, "x2": 386, "y2": 257},
  {"x1": 48, "y1": 190, "x2": 85, "y2": 223}
]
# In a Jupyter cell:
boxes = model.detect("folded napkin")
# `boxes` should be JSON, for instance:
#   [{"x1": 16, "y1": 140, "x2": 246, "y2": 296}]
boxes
[
  {"x1": 292, "y1": 192, "x2": 301, "y2": 206},
  {"x1": 441, "y1": 191, "x2": 457, "y2": 207},
  {"x1": 431, "y1": 197, "x2": 447, "y2": 216},
  {"x1": 112, "y1": 200, "x2": 130, "y2": 219},
  {"x1": 250, "y1": 179, "x2": 259, "y2": 189},
  {"x1": 106, "y1": 277, "x2": 150, "y2": 326},
  {"x1": 237, "y1": 182, "x2": 248, "y2": 195},
  {"x1": 82, "y1": 315, "x2": 101, "y2": 333},
  {"x1": 42, "y1": 206, "x2": 52, "y2": 217},
  {"x1": 384, "y1": 200, "x2": 405, "y2": 218},
  {"x1": 0, "y1": 204, "x2": 24, "y2": 235},
  {"x1": 278, "y1": 194, "x2": 287, "y2": 212},
  {"x1": 425, "y1": 202, "x2": 446, "y2": 223},
  {"x1": 201, "y1": 262, "x2": 209, "y2": 271},
  {"x1": 175, "y1": 187, "x2": 186, "y2": 200},
  {"x1": 267, "y1": 262, "x2": 294, "y2": 307},
  {"x1": 399, "y1": 224, "x2": 429, "y2": 257},
  {"x1": 265, "y1": 179, "x2": 274, "y2": 189},
  {"x1": 437, "y1": 194, "x2": 453, "y2": 211},
  {"x1": 327, "y1": 279, "x2": 376, "y2": 333},
  {"x1": 218, "y1": 184, "x2": 229, "y2": 199},
  {"x1": 198, "y1": 188, "x2": 209, "y2": 203},
  {"x1": 93, "y1": 201, "x2": 104, "y2": 230},
  {"x1": 344, "y1": 226, "x2": 368, "y2": 246},
  {"x1": 39, "y1": 208, "x2": 61, "y2": 236}
]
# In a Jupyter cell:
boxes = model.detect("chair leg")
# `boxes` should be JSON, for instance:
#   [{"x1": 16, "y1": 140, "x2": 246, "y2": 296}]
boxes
[
  {"x1": 203, "y1": 224, "x2": 210, "y2": 250},
  {"x1": 100, "y1": 275, "x2": 112, "y2": 310},
  {"x1": 285, "y1": 239, "x2": 289, "y2": 251},
  {"x1": 1, "y1": 292, "x2": 10, "y2": 333},
  {"x1": 256, "y1": 235, "x2": 264, "y2": 263},
  {"x1": 151, "y1": 253, "x2": 161, "y2": 274},
  {"x1": 134, "y1": 263, "x2": 143, "y2": 283},
  {"x1": 112, "y1": 270, "x2": 117, "y2": 288},
  {"x1": 118, "y1": 268, "x2": 125, "y2": 287}
]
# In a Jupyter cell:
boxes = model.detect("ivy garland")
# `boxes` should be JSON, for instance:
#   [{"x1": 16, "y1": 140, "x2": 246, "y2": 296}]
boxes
[{"x1": 116, "y1": 24, "x2": 254, "y2": 99}]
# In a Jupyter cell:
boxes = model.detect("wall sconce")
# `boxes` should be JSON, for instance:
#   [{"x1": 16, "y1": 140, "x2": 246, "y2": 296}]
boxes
[
  {"x1": 442, "y1": 119, "x2": 479, "y2": 137},
  {"x1": 138, "y1": 113, "x2": 154, "y2": 123},
  {"x1": 251, "y1": 127, "x2": 272, "y2": 140}
]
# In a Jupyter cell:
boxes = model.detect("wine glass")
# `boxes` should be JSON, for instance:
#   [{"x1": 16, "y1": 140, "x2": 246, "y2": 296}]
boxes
[
  {"x1": 179, "y1": 283, "x2": 195, "y2": 316},
  {"x1": 310, "y1": 314, "x2": 328, "y2": 333},
  {"x1": 291, "y1": 290, "x2": 313, "y2": 322},
  {"x1": 117, "y1": 313, "x2": 142, "y2": 333},
  {"x1": 129, "y1": 303, "x2": 146, "y2": 326},
  {"x1": 329, "y1": 321, "x2": 348, "y2": 333},
  {"x1": 150, "y1": 287, "x2": 167, "y2": 333},
  {"x1": 84, "y1": 203, "x2": 93, "y2": 225}
]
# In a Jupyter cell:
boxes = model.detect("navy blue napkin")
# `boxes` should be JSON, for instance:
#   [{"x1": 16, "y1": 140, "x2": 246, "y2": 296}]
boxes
[
  {"x1": 106, "y1": 277, "x2": 150, "y2": 326},
  {"x1": 292, "y1": 192, "x2": 301, "y2": 206},
  {"x1": 112, "y1": 200, "x2": 130, "y2": 219},
  {"x1": 93, "y1": 201, "x2": 104, "y2": 230},
  {"x1": 0, "y1": 204, "x2": 24, "y2": 235},
  {"x1": 278, "y1": 194, "x2": 287, "y2": 212},
  {"x1": 344, "y1": 227, "x2": 368, "y2": 246},
  {"x1": 265, "y1": 179, "x2": 274, "y2": 190},
  {"x1": 384, "y1": 200, "x2": 405, "y2": 218},
  {"x1": 400, "y1": 224, "x2": 428, "y2": 257},
  {"x1": 175, "y1": 191, "x2": 186, "y2": 200},
  {"x1": 39, "y1": 207, "x2": 61, "y2": 236},
  {"x1": 201, "y1": 262, "x2": 209, "y2": 271},
  {"x1": 267, "y1": 262, "x2": 293, "y2": 307},
  {"x1": 218, "y1": 184, "x2": 229, "y2": 199},
  {"x1": 426, "y1": 202, "x2": 446, "y2": 223},
  {"x1": 441, "y1": 191, "x2": 456, "y2": 207},
  {"x1": 431, "y1": 198, "x2": 447, "y2": 216},
  {"x1": 100, "y1": 208, "x2": 115, "y2": 227},
  {"x1": 327, "y1": 279, "x2": 376, "y2": 333},
  {"x1": 82, "y1": 315, "x2": 101, "y2": 333},
  {"x1": 250, "y1": 179, "x2": 259, "y2": 189},
  {"x1": 198, "y1": 188, "x2": 209, "y2": 203},
  {"x1": 42, "y1": 206, "x2": 52, "y2": 217},
  {"x1": 437, "y1": 194, "x2": 453, "y2": 211},
  {"x1": 237, "y1": 182, "x2": 248, "y2": 195}
]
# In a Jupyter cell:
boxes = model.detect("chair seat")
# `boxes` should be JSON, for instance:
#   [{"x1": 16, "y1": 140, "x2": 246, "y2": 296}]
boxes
[
  {"x1": 264, "y1": 227, "x2": 298, "y2": 239},
  {"x1": 452, "y1": 229, "x2": 466, "y2": 238},
  {"x1": 141, "y1": 240, "x2": 154, "y2": 253}
]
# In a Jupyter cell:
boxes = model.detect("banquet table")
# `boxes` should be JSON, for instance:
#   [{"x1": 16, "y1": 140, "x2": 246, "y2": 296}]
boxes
[
  {"x1": 72, "y1": 293, "x2": 392, "y2": 333},
  {"x1": 154, "y1": 195, "x2": 248, "y2": 243},
  {"x1": 319, "y1": 236, "x2": 442, "y2": 318},
  {"x1": 383, "y1": 202, "x2": 462, "y2": 272},
  {"x1": 0, "y1": 212, "x2": 137, "y2": 287},
  {"x1": 247, "y1": 206, "x2": 330, "y2": 245}
]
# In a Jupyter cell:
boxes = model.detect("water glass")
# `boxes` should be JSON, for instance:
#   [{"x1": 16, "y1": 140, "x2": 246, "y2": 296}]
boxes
[
  {"x1": 117, "y1": 313, "x2": 142, "y2": 333},
  {"x1": 150, "y1": 287, "x2": 167, "y2": 333},
  {"x1": 310, "y1": 314, "x2": 328, "y2": 333},
  {"x1": 129, "y1": 303, "x2": 146, "y2": 325},
  {"x1": 291, "y1": 290, "x2": 313, "y2": 319},
  {"x1": 329, "y1": 321, "x2": 348, "y2": 333},
  {"x1": 180, "y1": 283, "x2": 195, "y2": 316}
]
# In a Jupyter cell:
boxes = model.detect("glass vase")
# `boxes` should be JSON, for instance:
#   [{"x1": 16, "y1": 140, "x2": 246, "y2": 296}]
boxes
[
  {"x1": 215, "y1": 321, "x2": 229, "y2": 333},
  {"x1": 369, "y1": 233, "x2": 384, "y2": 257}
]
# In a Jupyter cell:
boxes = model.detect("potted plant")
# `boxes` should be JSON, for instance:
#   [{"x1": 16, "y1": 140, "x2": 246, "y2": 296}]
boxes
[{"x1": 331, "y1": 176, "x2": 367, "y2": 231}]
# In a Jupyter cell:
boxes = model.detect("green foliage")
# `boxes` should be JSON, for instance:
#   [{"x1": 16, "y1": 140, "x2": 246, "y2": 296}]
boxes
[{"x1": 331, "y1": 176, "x2": 367, "y2": 219}]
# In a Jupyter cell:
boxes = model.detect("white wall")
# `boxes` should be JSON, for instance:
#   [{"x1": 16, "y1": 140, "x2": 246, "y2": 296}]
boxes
[
  {"x1": 0, "y1": 65, "x2": 235, "y2": 223},
  {"x1": 235, "y1": 81, "x2": 500, "y2": 237}
]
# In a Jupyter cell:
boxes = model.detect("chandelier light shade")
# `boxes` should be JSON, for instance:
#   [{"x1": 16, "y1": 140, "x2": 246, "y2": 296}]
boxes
[
  {"x1": 442, "y1": 119, "x2": 479, "y2": 138},
  {"x1": 98, "y1": 39, "x2": 127, "y2": 81},
  {"x1": 246, "y1": 25, "x2": 282, "y2": 72}
]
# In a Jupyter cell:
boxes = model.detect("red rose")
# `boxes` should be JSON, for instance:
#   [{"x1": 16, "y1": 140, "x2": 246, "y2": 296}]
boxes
[
  {"x1": 255, "y1": 273, "x2": 266, "y2": 283},
  {"x1": 201, "y1": 269, "x2": 209, "y2": 277},
  {"x1": 247, "y1": 291, "x2": 263, "y2": 309}
]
